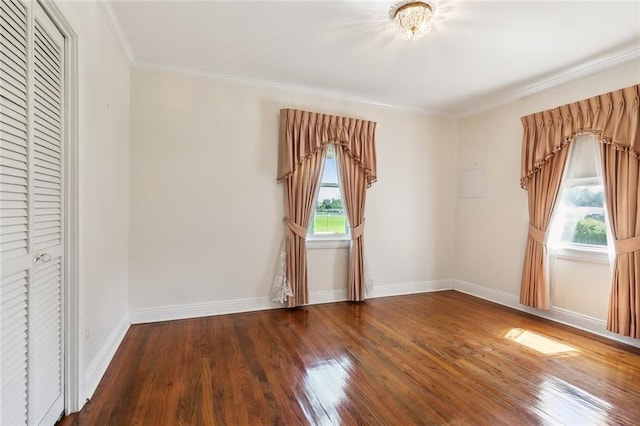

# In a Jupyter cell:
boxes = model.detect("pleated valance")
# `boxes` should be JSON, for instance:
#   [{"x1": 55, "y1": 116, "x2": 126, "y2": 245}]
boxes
[
  {"x1": 277, "y1": 108, "x2": 378, "y2": 187},
  {"x1": 520, "y1": 84, "x2": 639, "y2": 189}
]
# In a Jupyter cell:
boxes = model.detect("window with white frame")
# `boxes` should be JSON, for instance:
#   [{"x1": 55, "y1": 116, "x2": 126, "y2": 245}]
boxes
[
  {"x1": 308, "y1": 145, "x2": 349, "y2": 238},
  {"x1": 548, "y1": 134, "x2": 610, "y2": 253}
]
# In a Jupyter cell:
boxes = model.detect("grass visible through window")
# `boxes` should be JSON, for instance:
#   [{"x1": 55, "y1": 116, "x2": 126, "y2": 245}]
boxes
[{"x1": 313, "y1": 214, "x2": 347, "y2": 234}]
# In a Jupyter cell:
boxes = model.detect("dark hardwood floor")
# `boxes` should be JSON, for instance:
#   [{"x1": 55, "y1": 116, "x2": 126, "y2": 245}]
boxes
[{"x1": 59, "y1": 291, "x2": 640, "y2": 425}]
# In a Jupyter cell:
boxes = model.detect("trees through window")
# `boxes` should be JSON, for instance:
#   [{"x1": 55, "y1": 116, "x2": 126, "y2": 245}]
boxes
[{"x1": 549, "y1": 134, "x2": 610, "y2": 249}]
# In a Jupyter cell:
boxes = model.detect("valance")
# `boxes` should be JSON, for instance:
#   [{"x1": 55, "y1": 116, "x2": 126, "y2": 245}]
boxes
[
  {"x1": 277, "y1": 108, "x2": 378, "y2": 187},
  {"x1": 520, "y1": 84, "x2": 639, "y2": 189}
]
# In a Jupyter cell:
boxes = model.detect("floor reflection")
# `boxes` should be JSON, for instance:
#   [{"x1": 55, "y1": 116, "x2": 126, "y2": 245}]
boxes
[
  {"x1": 533, "y1": 377, "x2": 612, "y2": 424},
  {"x1": 505, "y1": 328, "x2": 579, "y2": 356},
  {"x1": 299, "y1": 355, "x2": 352, "y2": 426}
]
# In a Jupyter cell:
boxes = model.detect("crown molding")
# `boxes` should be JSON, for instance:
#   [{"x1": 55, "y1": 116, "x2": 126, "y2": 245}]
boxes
[
  {"x1": 96, "y1": 0, "x2": 134, "y2": 64},
  {"x1": 131, "y1": 60, "x2": 456, "y2": 118},
  {"x1": 458, "y1": 45, "x2": 640, "y2": 119},
  {"x1": 89, "y1": 2, "x2": 639, "y2": 121},
  {"x1": 131, "y1": 43, "x2": 640, "y2": 121},
  {"x1": 513, "y1": 46, "x2": 640, "y2": 99}
]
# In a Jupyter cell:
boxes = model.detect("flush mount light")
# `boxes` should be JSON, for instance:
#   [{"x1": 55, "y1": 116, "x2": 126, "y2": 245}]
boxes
[{"x1": 391, "y1": 1, "x2": 433, "y2": 41}]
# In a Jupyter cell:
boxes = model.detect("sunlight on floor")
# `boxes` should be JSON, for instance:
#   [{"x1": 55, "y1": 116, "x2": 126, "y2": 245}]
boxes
[{"x1": 505, "y1": 328, "x2": 579, "y2": 356}]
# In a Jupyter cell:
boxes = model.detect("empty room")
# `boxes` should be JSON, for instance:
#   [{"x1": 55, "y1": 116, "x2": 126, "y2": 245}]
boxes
[{"x1": 1, "y1": 0, "x2": 640, "y2": 424}]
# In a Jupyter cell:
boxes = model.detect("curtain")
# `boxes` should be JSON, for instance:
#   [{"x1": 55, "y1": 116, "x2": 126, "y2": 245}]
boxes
[
  {"x1": 282, "y1": 147, "x2": 328, "y2": 307},
  {"x1": 519, "y1": 84, "x2": 639, "y2": 328},
  {"x1": 600, "y1": 145, "x2": 640, "y2": 338},
  {"x1": 520, "y1": 148, "x2": 570, "y2": 309},
  {"x1": 272, "y1": 109, "x2": 377, "y2": 307},
  {"x1": 277, "y1": 109, "x2": 377, "y2": 186},
  {"x1": 520, "y1": 85, "x2": 639, "y2": 190},
  {"x1": 336, "y1": 145, "x2": 369, "y2": 301}
]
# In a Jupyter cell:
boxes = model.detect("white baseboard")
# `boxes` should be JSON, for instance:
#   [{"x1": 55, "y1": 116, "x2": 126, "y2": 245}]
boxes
[
  {"x1": 83, "y1": 315, "x2": 130, "y2": 403},
  {"x1": 129, "y1": 297, "x2": 282, "y2": 324},
  {"x1": 129, "y1": 278, "x2": 638, "y2": 346},
  {"x1": 308, "y1": 289, "x2": 349, "y2": 304},
  {"x1": 453, "y1": 279, "x2": 640, "y2": 349},
  {"x1": 368, "y1": 279, "x2": 454, "y2": 298},
  {"x1": 129, "y1": 280, "x2": 453, "y2": 324}
]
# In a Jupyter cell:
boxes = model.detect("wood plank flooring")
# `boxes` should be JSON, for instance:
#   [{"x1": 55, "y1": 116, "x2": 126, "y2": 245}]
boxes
[{"x1": 59, "y1": 291, "x2": 640, "y2": 425}]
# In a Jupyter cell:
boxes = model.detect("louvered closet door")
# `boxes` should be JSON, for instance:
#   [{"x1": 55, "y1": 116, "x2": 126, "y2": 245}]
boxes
[
  {"x1": 1, "y1": 0, "x2": 31, "y2": 423},
  {"x1": 30, "y1": 4, "x2": 64, "y2": 423},
  {"x1": 1, "y1": 0, "x2": 65, "y2": 424}
]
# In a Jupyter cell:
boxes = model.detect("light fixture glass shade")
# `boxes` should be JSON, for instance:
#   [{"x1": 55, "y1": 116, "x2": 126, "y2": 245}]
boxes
[{"x1": 393, "y1": 2, "x2": 432, "y2": 41}]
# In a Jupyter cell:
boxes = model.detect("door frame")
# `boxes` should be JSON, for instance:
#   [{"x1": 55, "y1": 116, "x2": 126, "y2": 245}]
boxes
[{"x1": 38, "y1": 0, "x2": 81, "y2": 414}]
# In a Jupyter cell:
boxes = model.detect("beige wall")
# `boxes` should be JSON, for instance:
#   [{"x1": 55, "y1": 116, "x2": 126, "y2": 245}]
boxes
[
  {"x1": 551, "y1": 257, "x2": 611, "y2": 319},
  {"x1": 128, "y1": 68, "x2": 457, "y2": 312},
  {"x1": 455, "y1": 60, "x2": 640, "y2": 321},
  {"x1": 44, "y1": 0, "x2": 640, "y2": 407},
  {"x1": 56, "y1": 0, "x2": 130, "y2": 399}
]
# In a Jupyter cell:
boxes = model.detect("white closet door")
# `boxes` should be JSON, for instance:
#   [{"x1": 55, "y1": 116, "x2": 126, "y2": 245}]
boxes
[
  {"x1": 1, "y1": 0, "x2": 31, "y2": 423},
  {"x1": 1, "y1": 0, "x2": 65, "y2": 424},
  {"x1": 29, "y1": 3, "x2": 64, "y2": 425}
]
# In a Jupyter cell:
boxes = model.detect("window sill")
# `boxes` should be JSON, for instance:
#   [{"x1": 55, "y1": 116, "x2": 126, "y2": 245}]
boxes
[
  {"x1": 550, "y1": 245, "x2": 611, "y2": 264},
  {"x1": 306, "y1": 237, "x2": 350, "y2": 249}
]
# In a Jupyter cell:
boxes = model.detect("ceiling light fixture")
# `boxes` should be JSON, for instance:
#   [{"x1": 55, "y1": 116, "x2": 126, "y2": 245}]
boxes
[{"x1": 391, "y1": 1, "x2": 433, "y2": 41}]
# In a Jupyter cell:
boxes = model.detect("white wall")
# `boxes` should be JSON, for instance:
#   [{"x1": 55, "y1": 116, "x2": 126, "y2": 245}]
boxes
[
  {"x1": 128, "y1": 68, "x2": 457, "y2": 317},
  {"x1": 55, "y1": 0, "x2": 130, "y2": 402},
  {"x1": 455, "y1": 60, "x2": 640, "y2": 322}
]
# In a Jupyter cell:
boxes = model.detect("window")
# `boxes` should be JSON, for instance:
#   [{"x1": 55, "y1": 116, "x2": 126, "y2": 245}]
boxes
[
  {"x1": 548, "y1": 134, "x2": 611, "y2": 259},
  {"x1": 308, "y1": 145, "x2": 349, "y2": 241}
]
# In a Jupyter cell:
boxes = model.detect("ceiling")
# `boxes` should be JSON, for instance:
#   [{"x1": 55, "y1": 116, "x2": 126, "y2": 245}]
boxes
[{"x1": 107, "y1": 1, "x2": 640, "y2": 116}]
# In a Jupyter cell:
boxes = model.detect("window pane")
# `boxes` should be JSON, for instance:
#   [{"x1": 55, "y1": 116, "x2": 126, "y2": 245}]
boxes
[
  {"x1": 310, "y1": 145, "x2": 348, "y2": 236},
  {"x1": 548, "y1": 134, "x2": 609, "y2": 249},
  {"x1": 313, "y1": 211, "x2": 347, "y2": 234},
  {"x1": 558, "y1": 184, "x2": 607, "y2": 246},
  {"x1": 321, "y1": 155, "x2": 339, "y2": 185}
]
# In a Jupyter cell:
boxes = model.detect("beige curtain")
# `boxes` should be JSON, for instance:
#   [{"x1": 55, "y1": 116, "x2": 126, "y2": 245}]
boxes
[
  {"x1": 283, "y1": 147, "x2": 327, "y2": 307},
  {"x1": 275, "y1": 109, "x2": 377, "y2": 307},
  {"x1": 277, "y1": 109, "x2": 377, "y2": 186},
  {"x1": 520, "y1": 149, "x2": 570, "y2": 309},
  {"x1": 601, "y1": 145, "x2": 640, "y2": 338},
  {"x1": 520, "y1": 84, "x2": 639, "y2": 329},
  {"x1": 521, "y1": 85, "x2": 640, "y2": 189},
  {"x1": 336, "y1": 144, "x2": 369, "y2": 301}
]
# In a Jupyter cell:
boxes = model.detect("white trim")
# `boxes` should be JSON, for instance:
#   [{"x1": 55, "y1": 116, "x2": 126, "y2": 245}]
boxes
[
  {"x1": 129, "y1": 279, "x2": 453, "y2": 324},
  {"x1": 309, "y1": 289, "x2": 349, "y2": 305},
  {"x1": 459, "y1": 45, "x2": 640, "y2": 118},
  {"x1": 551, "y1": 246, "x2": 610, "y2": 265},
  {"x1": 62, "y1": 1, "x2": 638, "y2": 120},
  {"x1": 133, "y1": 46, "x2": 639, "y2": 120},
  {"x1": 38, "y1": 0, "x2": 82, "y2": 414},
  {"x1": 512, "y1": 46, "x2": 640, "y2": 102},
  {"x1": 306, "y1": 238, "x2": 350, "y2": 249},
  {"x1": 368, "y1": 279, "x2": 454, "y2": 299},
  {"x1": 83, "y1": 316, "x2": 130, "y2": 403},
  {"x1": 131, "y1": 60, "x2": 454, "y2": 118},
  {"x1": 96, "y1": 0, "x2": 134, "y2": 64},
  {"x1": 130, "y1": 297, "x2": 282, "y2": 324},
  {"x1": 453, "y1": 279, "x2": 640, "y2": 349}
]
